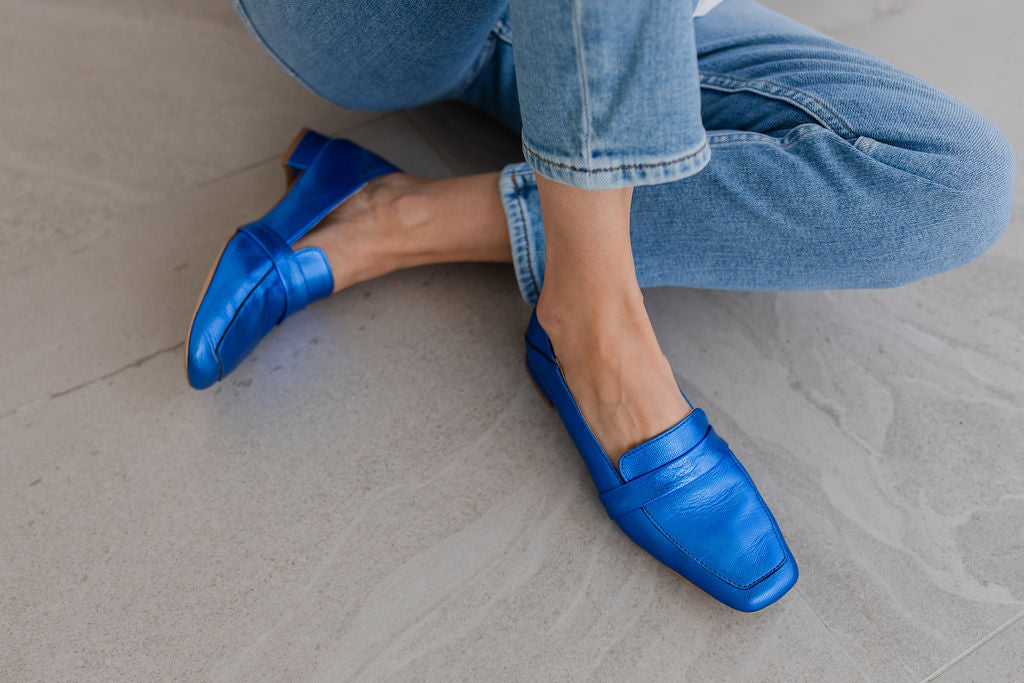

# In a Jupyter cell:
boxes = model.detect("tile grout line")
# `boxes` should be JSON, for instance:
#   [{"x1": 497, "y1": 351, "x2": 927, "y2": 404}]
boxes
[
  {"x1": 0, "y1": 341, "x2": 184, "y2": 424},
  {"x1": 792, "y1": 588, "x2": 874, "y2": 682},
  {"x1": 922, "y1": 606, "x2": 1024, "y2": 681},
  {"x1": 0, "y1": 113, "x2": 406, "y2": 277},
  {"x1": 185, "y1": 111, "x2": 406, "y2": 195}
]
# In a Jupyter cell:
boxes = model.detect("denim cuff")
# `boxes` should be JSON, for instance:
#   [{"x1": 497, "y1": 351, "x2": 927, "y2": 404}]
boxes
[
  {"x1": 520, "y1": 134, "x2": 711, "y2": 190},
  {"x1": 498, "y1": 163, "x2": 545, "y2": 305}
]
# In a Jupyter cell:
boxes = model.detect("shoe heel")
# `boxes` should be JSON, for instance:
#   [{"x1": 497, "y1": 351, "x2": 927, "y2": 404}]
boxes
[
  {"x1": 524, "y1": 349, "x2": 554, "y2": 408},
  {"x1": 281, "y1": 128, "x2": 330, "y2": 185}
]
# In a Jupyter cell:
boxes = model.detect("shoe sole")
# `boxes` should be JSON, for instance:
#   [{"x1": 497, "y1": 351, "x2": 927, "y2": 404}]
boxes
[{"x1": 183, "y1": 127, "x2": 312, "y2": 383}]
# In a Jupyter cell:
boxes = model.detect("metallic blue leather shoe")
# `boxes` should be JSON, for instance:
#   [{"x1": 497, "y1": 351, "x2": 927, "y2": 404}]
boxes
[
  {"x1": 524, "y1": 309, "x2": 797, "y2": 611},
  {"x1": 186, "y1": 129, "x2": 399, "y2": 389}
]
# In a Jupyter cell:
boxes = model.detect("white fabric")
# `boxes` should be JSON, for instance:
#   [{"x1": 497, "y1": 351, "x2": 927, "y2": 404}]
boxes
[{"x1": 694, "y1": 0, "x2": 725, "y2": 17}]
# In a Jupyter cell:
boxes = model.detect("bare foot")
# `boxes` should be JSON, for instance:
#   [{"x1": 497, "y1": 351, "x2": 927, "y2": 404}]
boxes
[
  {"x1": 536, "y1": 286, "x2": 692, "y2": 467},
  {"x1": 532, "y1": 173, "x2": 691, "y2": 468},
  {"x1": 294, "y1": 171, "x2": 511, "y2": 291}
]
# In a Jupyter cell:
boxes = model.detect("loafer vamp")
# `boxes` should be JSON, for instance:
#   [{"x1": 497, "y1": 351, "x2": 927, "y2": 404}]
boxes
[
  {"x1": 624, "y1": 444, "x2": 787, "y2": 579},
  {"x1": 187, "y1": 232, "x2": 286, "y2": 388}
]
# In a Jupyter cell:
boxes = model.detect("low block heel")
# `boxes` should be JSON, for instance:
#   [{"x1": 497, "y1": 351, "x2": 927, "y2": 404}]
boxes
[{"x1": 281, "y1": 128, "x2": 331, "y2": 185}]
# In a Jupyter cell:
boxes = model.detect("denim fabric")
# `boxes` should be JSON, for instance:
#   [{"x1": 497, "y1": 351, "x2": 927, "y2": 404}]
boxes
[
  {"x1": 509, "y1": 0, "x2": 710, "y2": 188},
  {"x1": 232, "y1": 0, "x2": 1015, "y2": 306}
]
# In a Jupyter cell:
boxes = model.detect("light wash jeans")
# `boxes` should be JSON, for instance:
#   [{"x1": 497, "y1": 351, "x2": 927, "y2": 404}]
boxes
[{"x1": 232, "y1": 0, "x2": 1015, "y2": 305}]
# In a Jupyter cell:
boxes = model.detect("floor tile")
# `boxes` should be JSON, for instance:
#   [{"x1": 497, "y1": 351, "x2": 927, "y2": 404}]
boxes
[
  {"x1": 1, "y1": 276, "x2": 865, "y2": 681},
  {"x1": 406, "y1": 102, "x2": 524, "y2": 176},
  {"x1": 1, "y1": 0, "x2": 1022, "y2": 680},
  {"x1": 0, "y1": 0, "x2": 381, "y2": 261},
  {"x1": 929, "y1": 612, "x2": 1024, "y2": 681}
]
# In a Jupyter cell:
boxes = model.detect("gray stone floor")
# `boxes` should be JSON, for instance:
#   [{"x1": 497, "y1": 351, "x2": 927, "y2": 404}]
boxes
[{"x1": 1, "y1": 0, "x2": 1021, "y2": 680}]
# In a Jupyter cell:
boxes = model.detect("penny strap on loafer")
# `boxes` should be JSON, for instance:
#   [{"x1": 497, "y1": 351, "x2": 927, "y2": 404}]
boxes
[
  {"x1": 599, "y1": 409, "x2": 728, "y2": 520},
  {"x1": 239, "y1": 222, "x2": 310, "y2": 318}
]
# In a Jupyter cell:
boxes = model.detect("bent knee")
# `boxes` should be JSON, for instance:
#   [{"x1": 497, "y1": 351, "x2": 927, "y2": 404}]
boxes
[
  {"x1": 233, "y1": 0, "x2": 483, "y2": 111},
  {"x1": 874, "y1": 115, "x2": 1015, "y2": 285},
  {"x1": 885, "y1": 179, "x2": 1013, "y2": 288},
  {"x1": 934, "y1": 118, "x2": 1014, "y2": 269}
]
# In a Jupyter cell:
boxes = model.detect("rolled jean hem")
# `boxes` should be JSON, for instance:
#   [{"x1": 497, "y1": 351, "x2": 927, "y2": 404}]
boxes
[
  {"x1": 520, "y1": 134, "x2": 712, "y2": 190},
  {"x1": 498, "y1": 164, "x2": 543, "y2": 305}
]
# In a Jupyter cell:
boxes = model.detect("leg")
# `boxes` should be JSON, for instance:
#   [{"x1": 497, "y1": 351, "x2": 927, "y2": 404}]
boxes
[
  {"x1": 231, "y1": 0, "x2": 517, "y2": 290},
  {"x1": 237, "y1": 0, "x2": 1015, "y2": 457},
  {"x1": 488, "y1": 0, "x2": 1016, "y2": 300},
  {"x1": 294, "y1": 0, "x2": 706, "y2": 462},
  {"x1": 236, "y1": 0, "x2": 1014, "y2": 298},
  {"x1": 502, "y1": 0, "x2": 711, "y2": 461}
]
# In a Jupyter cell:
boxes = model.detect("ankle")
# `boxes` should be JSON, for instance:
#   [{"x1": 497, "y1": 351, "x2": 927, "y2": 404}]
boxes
[
  {"x1": 536, "y1": 282, "x2": 647, "y2": 340},
  {"x1": 370, "y1": 175, "x2": 446, "y2": 265},
  {"x1": 311, "y1": 172, "x2": 433, "y2": 290}
]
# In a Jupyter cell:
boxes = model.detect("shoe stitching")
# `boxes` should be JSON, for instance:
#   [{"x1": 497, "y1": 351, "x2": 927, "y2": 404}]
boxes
[
  {"x1": 239, "y1": 224, "x2": 302, "y2": 317},
  {"x1": 213, "y1": 266, "x2": 273, "y2": 381},
  {"x1": 642, "y1": 505, "x2": 787, "y2": 591},
  {"x1": 698, "y1": 71, "x2": 856, "y2": 139},
  {"x1": 617, "y1": 411, "x2": 705, "y2": 473},
  {"x1": 728, "y1": 450, "x2": 789, "y2": 570},
  {"x1": 607, "y1": 426, "x2": 717, "y2": 512},
  {"x1": 638, "y1": 454, "x2": 787, "y2": 590},
  {"x1": 524, "y1": 334, "x2": 555, "y2": 366}
]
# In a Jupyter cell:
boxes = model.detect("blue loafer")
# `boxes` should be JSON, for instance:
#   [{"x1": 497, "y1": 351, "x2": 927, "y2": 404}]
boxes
[
  {"x1": 186, "y1": 129, "x2": 399, "y2": 389},
  {"x1": 524, "y1": 309, "x2": 797, "y2": 611}
]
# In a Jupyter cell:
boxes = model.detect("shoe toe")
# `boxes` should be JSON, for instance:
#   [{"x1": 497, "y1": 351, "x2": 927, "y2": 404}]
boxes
[
  {"x1": 186, "y1": 231, "x2": 285, "y2": 389},
  {"x1": 730, "y1": 550, "x2": 798, "y2": 612},
  {"x1": 186, "y1": 331, "x2": 221, "y2": 390},
  {"x1": 616, "y1": 438, "x2": 798, "y2": 611}
]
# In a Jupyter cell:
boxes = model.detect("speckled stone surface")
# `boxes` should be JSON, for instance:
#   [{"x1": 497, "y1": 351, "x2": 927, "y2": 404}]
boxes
[{"x1": 1, "y1": 0, "x2": 1021, "y2": 680}]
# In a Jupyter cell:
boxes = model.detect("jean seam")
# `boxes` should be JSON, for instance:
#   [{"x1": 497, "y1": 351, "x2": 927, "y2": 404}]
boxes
[
  {"x1": 706, "y1": 123, "x2": 820, "y2": 148},
  {"x1": 511, "y1": 173, "x2": 541, "y2": 301},
  {"x1": 848, "y1": 135, "x2": 978, "y2": 195},
  {"x1": 699, "y1": 71, "x2": 857, "y2": 139},
  {"x1": 711, "y1": 125, "x2": 975, "y2": 196},
  {"x1": 854, "y1": 135, "x2": 877, "y2": 154},
  {"x1": 522, "y1": 136, "x2": 711, "y2": 174},
  {"x1": 570, "y1": 0, "x2": 595, "y2": 172}
]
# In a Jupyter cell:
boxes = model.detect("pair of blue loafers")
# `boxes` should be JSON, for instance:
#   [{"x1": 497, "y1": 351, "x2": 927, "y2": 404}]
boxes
[{"x1": 187, "y1": 129, "x2": 798, "y2": 611}]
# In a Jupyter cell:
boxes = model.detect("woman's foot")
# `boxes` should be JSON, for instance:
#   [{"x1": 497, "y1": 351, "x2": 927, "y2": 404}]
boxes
[
  {"x1": 294, "y1": 170, "x2": 512, "y2": 291},
  {"x1": 536, "y1": 285, "x2": 691, "y2": 468},
  {"x1": 297, "y1": 165, "x2": 690, "y2": 467},
  {"x1": 532, "y1": 174, "x2": 691, "y2": 468}
]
